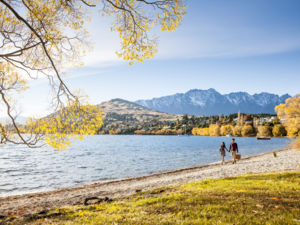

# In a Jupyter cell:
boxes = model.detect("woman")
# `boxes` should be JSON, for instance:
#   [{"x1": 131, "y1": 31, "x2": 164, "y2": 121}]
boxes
[{"x1": 219, "y1": 142, "x2": 228, "y2": 165}]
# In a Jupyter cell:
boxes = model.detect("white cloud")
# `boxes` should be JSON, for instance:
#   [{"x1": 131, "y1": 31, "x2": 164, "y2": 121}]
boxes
[{"x1": 80, "y1": 4, "x2": 300, "y2": 65}]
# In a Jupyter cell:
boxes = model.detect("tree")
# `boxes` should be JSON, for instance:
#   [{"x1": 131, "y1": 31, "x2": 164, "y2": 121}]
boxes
[
  {"x1": 192, "y1": 128, "x2": 200, "y2": 136},
  {"x1": 182, "y1": 114, "x2": 189, "y2": 125},
  {"x1": 220, "y1": 124, "x2": 233, "y2": 136},
  {"x1": 275, "y1": 94, "x2": 300, "y2": 149},
  {"x1": 276, "y1": 95, "x2": 300, "y2": 137},
  {"x1": 241, "y1": 125, "x2": 256, "y2": 137},
  {"x1": 191, "y1": 127, "x2": 210, "y2": 136},
  {"x1": 0, "y1": 0, "x2": 185, "y2": 149},
  {"x1": 233, "y1": 126, "x2": 242, "y2": 137},
  {"x1": 272, "y1": 124, "x2": 287, "y2": 137},
  {"x1": 209, "y1": 124, "x2": 220, "y2": 136},
  {"x1": 257, "y1": 125, "x2": 272, "y2": 137}
]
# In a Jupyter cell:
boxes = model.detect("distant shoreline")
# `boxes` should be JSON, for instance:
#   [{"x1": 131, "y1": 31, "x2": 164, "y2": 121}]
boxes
[
  {"x1": 94, "y1": 134, "x2": 289, "y2": 137},
  {"x1": 0, "y1": 147, "x2": 299, "y2": 218}
]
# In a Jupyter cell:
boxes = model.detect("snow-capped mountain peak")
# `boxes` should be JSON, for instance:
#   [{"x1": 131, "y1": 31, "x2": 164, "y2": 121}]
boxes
[{"x1": 135, "y1": 89, "x2": 291, "y2": 116}]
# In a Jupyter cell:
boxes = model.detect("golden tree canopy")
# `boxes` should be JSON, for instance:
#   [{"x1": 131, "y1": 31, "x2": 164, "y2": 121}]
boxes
[
  {"x1": 275, "y1": 94, "x2": 300, "y2": 137},
  {"x1": 0, "y1": 0, "x2": 186, "y2": 149},
  {"x1": 275, "y1": 94, "x2": 300, "y2": 149}
]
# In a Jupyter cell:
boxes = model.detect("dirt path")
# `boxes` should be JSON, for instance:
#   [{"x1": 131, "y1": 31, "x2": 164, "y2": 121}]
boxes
[{"x1": 0, "y1": 148, "x2": 299, "y2": 217}]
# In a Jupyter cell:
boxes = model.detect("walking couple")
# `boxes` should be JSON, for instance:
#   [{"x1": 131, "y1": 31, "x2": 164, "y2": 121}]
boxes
[{"x1": 219, "y1": 138, "x2": 239, "y2": 164}]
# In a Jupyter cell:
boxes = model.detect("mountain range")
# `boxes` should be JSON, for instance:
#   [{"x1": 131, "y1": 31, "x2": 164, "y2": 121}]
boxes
[{"x1": 135, "y1": 89, "x2": 290, "y2": 116}]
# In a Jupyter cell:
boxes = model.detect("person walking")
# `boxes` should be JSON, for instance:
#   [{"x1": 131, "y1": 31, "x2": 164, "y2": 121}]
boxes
[
  {"x1": 219, "y1": 142, "x2": 229, "y2": 165},
  {"x1": 229, "y1": 138, "x2": 239, "y2": 164}
]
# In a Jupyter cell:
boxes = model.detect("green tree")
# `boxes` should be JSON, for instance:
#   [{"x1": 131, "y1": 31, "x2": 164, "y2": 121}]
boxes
[{"x1": 182, "y1": 114, "x2": 189, "y2": 125}]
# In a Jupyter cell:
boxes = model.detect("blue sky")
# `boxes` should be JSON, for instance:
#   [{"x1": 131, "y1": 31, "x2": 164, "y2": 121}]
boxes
[{"x1": 19, "y1": 0, "x2": 300, "y2": 116}]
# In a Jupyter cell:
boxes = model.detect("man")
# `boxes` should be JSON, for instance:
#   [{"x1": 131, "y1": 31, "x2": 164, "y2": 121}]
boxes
[{"x1": 229, "y1": 138, "x2": 239, "y2": 164}]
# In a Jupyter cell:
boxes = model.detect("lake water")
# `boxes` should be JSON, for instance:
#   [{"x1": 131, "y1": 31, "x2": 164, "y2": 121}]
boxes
[{"x1": 0, "y1": 135, "x2": 291, "y2": 196}]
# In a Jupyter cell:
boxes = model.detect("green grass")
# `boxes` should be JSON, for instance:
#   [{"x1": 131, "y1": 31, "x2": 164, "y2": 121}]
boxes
[{"x1": 10, "y1": 172, "x2": 300, "y2": 225}]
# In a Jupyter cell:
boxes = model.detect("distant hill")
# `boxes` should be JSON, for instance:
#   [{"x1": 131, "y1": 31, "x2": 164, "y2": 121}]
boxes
[
  {"x1": 97, "y1": 98, "x2": 180, "y2": 125},
  {"x1": 135, "y1": 89, "x2": 290, "y2": 116},
  {"x1": 0, "y1": 116, "x2": 27, "y2": 124}
]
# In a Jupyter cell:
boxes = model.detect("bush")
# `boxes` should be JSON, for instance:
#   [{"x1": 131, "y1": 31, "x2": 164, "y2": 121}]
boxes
[
  {"x1": 233, "y1": 126, "x2": 242, "y2": 136},
  {"x1": 272, "y1": 124, "x2": 287, "y2": 137},
  {"x1": 134, "y1": 130, "x2": 148, "y2": 135},
  {"x1": 155, "y1": 129, "x2": 177, "y2": 135},
  {"x1": 209, "y1": 124, "x2": 220, "y2": 136},
  {"x1": 192, "y1": 128, "x2": 201, "y2": 135},
  {"x1": 176, "y1": 129, "x2": 184, "y2": 135},
  {"x1": 201, "y1": 128, "x2": 210, "y2": 136},
  {"x1": 257, "y1": 126, "x2": 273, "y2": 137},
  {"x1": 191, "y1": 127, "x2": 210, "y2": 136},
  {"x1": 109, "y1": 129, "x2": 122, "y2": 135},
  {"x1": 220, "y1": 125, "x2": 233, "y2": 136},
  {"x1": 241, "y1": 125, "x2": 256, "y2": 137}
]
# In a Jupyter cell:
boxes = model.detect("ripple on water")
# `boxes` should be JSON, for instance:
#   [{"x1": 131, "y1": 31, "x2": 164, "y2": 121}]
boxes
[{"x1": 0, "y1": 136, "x2": 291, "y2": 196}]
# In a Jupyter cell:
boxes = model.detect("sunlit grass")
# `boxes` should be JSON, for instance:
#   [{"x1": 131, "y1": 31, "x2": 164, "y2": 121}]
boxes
[{"x1": 12, "y1": 172, "x2": 300, "y2": 225}]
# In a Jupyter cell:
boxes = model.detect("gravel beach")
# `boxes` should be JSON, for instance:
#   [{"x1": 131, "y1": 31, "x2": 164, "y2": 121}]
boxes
[{"x1": 0, "y1": 148, "x2": 299, "y2": 217}]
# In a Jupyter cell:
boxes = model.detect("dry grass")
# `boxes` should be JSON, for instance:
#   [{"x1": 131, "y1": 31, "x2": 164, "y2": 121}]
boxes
[{"x1": 5, "y1": 171, "x2": 300, "y2": 225}]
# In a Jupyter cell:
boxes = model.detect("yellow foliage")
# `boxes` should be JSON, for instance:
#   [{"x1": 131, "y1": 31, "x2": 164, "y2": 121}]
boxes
[
  {"x1": 220, "y1": 125, "x2": 233, "y2": 136},
  {"x1": 276, "y1": 94, "x2": 300, "y2": 149},
  {"x1": 176, "y1": 129, "x2": 184, "y2": 135},
  {"x1": 102, "y1": 0, "x2": 186, "y2": 64},
  {"x1": 209, "y1": 124, "x2": 220, "y2": 136},
  {"x1": 134, "y1": 130, "x2": 147, "y2": 135},
  {"x1": 276, "y1": 94, "x2": 300, "y2": 137},
  {"x1": 257, "y1": 126, "x2": 272, "y2": 137},
  {"x1": 202, "y1": 128, "x2": 210, "y2": 136},
  {"x1": 272, "y1": 124, "x2": 287, "y2": 137},
  {"x1": 233, "y1": 126, "x2": 242, "y2": 136},
  {"x1": 0, "y1": 0, "x2": 185, "y2": 148},
  {"x1": 241, "y1": 125, "x2": 255, "y2": 137},
  {"x1": 25, "y1": 99, "x2": 103, "y2": 150},
  {"x1": 191, "y1": 127, "x2": 210, "y2": 136},
  {"x1": 192, "y1": 128, "x2": 200, "y2": 135},
  {"x1": 109, "y1": 129, "x2": 121, "y2": 135},
  {"x1": 155, "y1": 129, "x2": 177, "y2": 135}
]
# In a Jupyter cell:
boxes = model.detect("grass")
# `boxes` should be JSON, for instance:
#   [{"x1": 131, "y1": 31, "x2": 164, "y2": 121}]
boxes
[{"x1": 8, "y1": 172, "x2": 300, "y2": 225}]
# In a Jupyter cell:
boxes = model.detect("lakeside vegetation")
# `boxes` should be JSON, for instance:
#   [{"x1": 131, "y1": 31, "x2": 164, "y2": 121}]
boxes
[
  {"x1": 11, "y1": 172, "x2": 300, "y2": 225},
  {"x1": 101, "y1": 112, "x2": 288, "y2": 137}
]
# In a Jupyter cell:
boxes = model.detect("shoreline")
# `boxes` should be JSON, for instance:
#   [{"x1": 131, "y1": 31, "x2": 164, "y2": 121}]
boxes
[
  {"x1": 0, "y1": 146, "x2": 290, "y2": 198},
  {"x1": 0, "y1": 148, "x2": 299, "y2": 217}
]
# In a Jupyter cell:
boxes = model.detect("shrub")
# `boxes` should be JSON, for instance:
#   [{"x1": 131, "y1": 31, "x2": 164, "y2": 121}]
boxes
[
  {"x1": 192, "y1": 127, "x2": 210, "y2": 136},
  {"x1": 257, "y1": 126, "x2": 273, "y2": 137},
  {"x1": 192, "y1": 128, "x2": 201, "y2": 135},
  {"x1": 176, "y1": 129, "x2": 184, "y2": 135},
  {"x1": 155, "y1": 129, "x2": 177, "y2": 135},
  {"x1": 220, "y1": 125, "x2": 233, "y2": 136},
  {"x1": 209, "y1": 124, "x2": 220, "y2": 136},
  {"x1": 272, "y1": 124, "x2": 287, "y2": 137},
  {"x1": 134, "y1": 130, "x2": 148, "y2": 135},
  {"x1": 233, "y1": 126, "x2": 242, "y2": 136},
  {"x1": 241, "y1": 125, "x2": 256, "y2": 137},
  {"x1": 202, "y1": 128, "x2": 210, "y2": 136}
]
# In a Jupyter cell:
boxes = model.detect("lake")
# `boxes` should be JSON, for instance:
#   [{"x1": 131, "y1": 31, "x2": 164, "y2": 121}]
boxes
[{"x1": 0, "y1": 135, "x2": 291, "y2": 196}]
